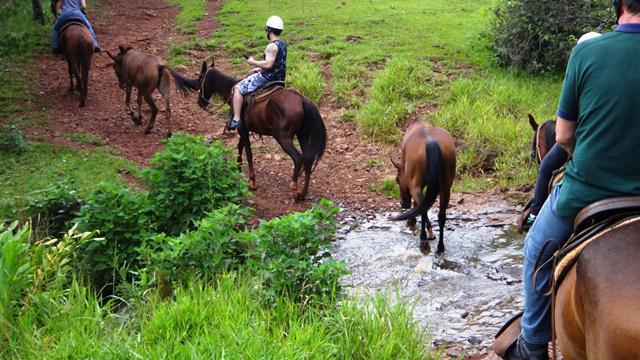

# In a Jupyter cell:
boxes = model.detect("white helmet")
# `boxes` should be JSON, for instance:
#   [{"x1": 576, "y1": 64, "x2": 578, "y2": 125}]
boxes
[
  {"x1": 577, "y1": 32, "x2": 601, "y2": 44},
  {"x1": 266, "y1": 16, "x2": 284, "y2": 31}
]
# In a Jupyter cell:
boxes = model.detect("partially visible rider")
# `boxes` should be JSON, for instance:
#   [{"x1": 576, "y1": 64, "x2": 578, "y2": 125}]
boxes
[
  {"x1": 521, "y1": 32, "x2": 601, "y2": 230},
  {"x1": 52, "y1": 0, "x2": 101, "y2": 54},
  {"x1": 227, "y1": 15, "x2": 287, "y2": 131}
]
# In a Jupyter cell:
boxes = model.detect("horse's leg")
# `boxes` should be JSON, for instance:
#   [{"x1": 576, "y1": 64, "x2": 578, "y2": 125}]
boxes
[
  {"x1": 158, "y1": 79, "x2": 172, "y2": 138},
  {"x1": 436, "y1": 190, "x2": 450, "y2": 254},
  {"x1": 134, "y1": 90, "x2": 143, "y2": 124},
  {"x1": 67, "y1": 60, "x2": 74, "y2": 92},
  {"x1": 241, "y1": 130, "x2": 257, "y2": 190},
  {"x1": 421, "y1": 212, "x2": 436, "y2": 241},
  {"x1": 276, "y1": 138, "x2": 303, "y2": 201},
  {"x1": 143, "y1": 92, "x2": 158, "y2": 134}
]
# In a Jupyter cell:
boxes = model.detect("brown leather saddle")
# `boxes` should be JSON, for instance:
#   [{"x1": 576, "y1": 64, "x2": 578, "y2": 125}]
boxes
[
  {"x1": 241, "y1": 81, "x2": 284, "y2": 120},
  {"x1": 59, "y1": 17, "x2": 87, "y2": 35}
]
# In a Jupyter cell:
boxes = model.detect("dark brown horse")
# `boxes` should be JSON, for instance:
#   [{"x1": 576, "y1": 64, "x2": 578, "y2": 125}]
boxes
[
  {"x1": 528, "y1": 113, "x2": 556, "y2": 163},
  {"x1": 390, "y1": 121, "x2": 456, "y2": 254},
  {"x1": 555, "y1": 215, "x2": 640, "y2": 359},
  {"x1": 106, "y1": 46, "x2": 195, "y2": 137},
  {"x1": 195, "y1": 61, "x2": 327, "y2": 202},
  {"x1": 59, "y1": 23, "x2": 93, "y2": 107}
]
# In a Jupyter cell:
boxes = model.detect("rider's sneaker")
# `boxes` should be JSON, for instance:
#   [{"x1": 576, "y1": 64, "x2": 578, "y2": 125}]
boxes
[
  {"x1": 227, "y1": 118, "x2": 241, "y2": 131},
  {"x1": 52, "y1": 48, "x2": 61, "y2": 54},
  {"x1": 505, "y1": 336, "x2": 549, "y2": 360},
  {"x1": 94, "y1": 46, "x2": 101, "y2": 53},
  {"x1": 522, "y1": 214, "x2": 537, "y2": 231}
]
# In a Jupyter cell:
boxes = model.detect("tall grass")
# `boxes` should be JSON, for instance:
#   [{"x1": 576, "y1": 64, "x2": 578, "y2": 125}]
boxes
[{"x1": 287, "y1": 53, "x2": 325, "y2": 104}]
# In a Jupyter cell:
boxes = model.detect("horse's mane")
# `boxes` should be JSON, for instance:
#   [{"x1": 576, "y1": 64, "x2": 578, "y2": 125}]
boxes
[{"x1": 207, "y1": 67, "x2": 238, "y2": 103}]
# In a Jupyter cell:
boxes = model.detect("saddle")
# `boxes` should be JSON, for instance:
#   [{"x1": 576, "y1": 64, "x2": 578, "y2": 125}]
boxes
[
  {"x1": 59, "y1": 17, "x2": 86, "y2": 34},
  {"x1": 241, "y1": 81, "x2": 284, "y2": 120},
  {"x1": 553, "y1": 196, "x2": 640, "y2": 289}
]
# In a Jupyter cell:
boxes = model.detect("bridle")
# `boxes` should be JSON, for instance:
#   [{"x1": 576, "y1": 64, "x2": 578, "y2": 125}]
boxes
[{"x1": 198, "y1": 67, "x2": 233, "y2": 112}]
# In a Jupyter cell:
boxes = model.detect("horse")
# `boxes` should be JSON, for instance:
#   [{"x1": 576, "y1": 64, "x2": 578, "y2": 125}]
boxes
[
  {"x1": 59, "y1": 22, "x2": 93, "y2": 107},
  {"x1": 528, "y1": 113, "x2": 556, "y2": 164},
  {"x1": 106, "y1": 46, "x2": 196, "y2": 137},
  {"x1": 195, "y1": 61, "x2": 327, "y2": 202},
  {"x1": 553, "y1": 205, "x2": 640, "y2": 359},
  {"x1": 389, "y1": 121, "x2": 456, "y2": 254}
]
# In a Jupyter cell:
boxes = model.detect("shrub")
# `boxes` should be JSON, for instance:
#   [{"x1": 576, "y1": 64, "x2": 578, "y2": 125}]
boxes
[
  {"x1": 248, "y1": 199, "x2": 349, "y2": 305},
  {"x1": 24, "y1": 179, "x2": 82, "y2": 236},
  {"x1": 0, "y1": 222, "x2": 32, "y2": 338},
  {"x1": 142, "y1": 205, "x2": 254, "y2": 285},
  {"x1": 0, "y1": 125, "x2": 27, "y2": 154},
  {"x1": 490, "y1": 0, "x2": 614, "y2": 73},
  {"x1": 144, "y1": 133, "x2": 249, "y2": 236},
  {"x1": 76, "y1": 183, "x2": 154, "y2": 288}
]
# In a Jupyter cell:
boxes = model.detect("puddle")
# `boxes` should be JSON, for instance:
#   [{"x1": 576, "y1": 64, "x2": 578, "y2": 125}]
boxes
[{"x1": 333, "y1": 199, "x2": 525, "y2": 348}]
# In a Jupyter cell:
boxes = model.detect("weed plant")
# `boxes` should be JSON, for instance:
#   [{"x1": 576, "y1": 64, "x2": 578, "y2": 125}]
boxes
[{"x1": 24, "y1": 179, "x2": 83, "y2": 237}]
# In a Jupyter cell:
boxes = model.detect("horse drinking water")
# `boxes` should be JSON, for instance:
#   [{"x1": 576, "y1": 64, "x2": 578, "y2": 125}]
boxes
[
  {"x1": 195, "y1": 61, "x2": 326, "y2": 202},
  {"x1": 106, "y1": 46, "x2": 195, "y2": 137},
  {"x1": 390, "y1": 121, "x2": 456, "y2": 254}
]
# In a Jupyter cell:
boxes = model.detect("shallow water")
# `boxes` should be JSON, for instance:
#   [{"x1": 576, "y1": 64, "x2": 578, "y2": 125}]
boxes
[{"x1": 333, "y1": 200, "x2": 525, "y2": 348}]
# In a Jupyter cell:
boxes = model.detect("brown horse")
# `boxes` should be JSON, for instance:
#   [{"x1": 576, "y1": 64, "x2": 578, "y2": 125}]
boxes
[
  {"x1": 555, "y1": 216, "x2": 640, "y2": 359},
  {"x1": 528, "y1": 113, "x2": 556, "y2": 164},
  {"x1": 390, "y1": 121, "x2": 456, "y2": 254},
  {"x1": 195, "y1": 61, "x2": 327, "y2": 202},
  {"x1": 106, "y1": 46, "x2": 196, "y2": 137},
  {"x1": 59, "y1": 23, "x2": 93, "y2": 107}
]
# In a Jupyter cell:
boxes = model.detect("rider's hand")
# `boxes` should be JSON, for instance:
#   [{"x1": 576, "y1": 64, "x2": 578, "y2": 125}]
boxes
[{"x1": 246, "y1": 56, "x2": 256, "y2": 65}]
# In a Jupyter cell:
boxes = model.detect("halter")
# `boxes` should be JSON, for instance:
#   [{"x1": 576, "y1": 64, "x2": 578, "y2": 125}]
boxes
[{"x1": 535, "y1": 123, "x2": 544, "y2": 163}]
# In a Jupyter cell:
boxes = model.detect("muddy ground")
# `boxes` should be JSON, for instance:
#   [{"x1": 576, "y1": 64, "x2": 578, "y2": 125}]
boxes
[{"x1": 33, "y1": 0, "x2": 530, "y2": 357}]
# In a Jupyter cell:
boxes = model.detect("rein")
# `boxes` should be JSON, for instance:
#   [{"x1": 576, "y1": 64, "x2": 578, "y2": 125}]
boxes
[{"x1": 535, "y1": 124, "x2": 544, "y2": 163}]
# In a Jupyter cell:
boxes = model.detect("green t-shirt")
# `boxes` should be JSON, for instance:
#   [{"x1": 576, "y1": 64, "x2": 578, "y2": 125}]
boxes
[{"x1": 556, "y1": 23, "x2": 640, "y2": 217}]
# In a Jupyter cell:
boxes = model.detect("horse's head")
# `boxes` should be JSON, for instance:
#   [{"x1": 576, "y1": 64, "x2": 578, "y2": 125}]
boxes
[
  {"x1": 528, "y1": 113, "x2": 557, "y2": 163},
  {"x1": 106, "y1": 45, "x2": 133, "y2": 90},
  {"x1": 197, "y1": 61, "x2": 214, "y2": 109},
  {"x1": 391, "y1": 155, "x2": 412, "y2": 209}
]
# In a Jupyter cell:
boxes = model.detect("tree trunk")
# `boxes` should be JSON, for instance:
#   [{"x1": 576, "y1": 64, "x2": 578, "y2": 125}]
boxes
[{"x1": 32, "y1": 0, "x2": 45, "y2": 25}]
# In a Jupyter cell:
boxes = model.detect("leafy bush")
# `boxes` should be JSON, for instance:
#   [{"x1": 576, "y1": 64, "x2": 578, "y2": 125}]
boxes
[
  {"x1": 76, "y1": 183, "x2": 154, "y2": 288},
  {"x1": 248, "y1": 199, "x2": 348, "y2": 305},
  {"x1": 143, "y1": 205, "x2": 254, "y2": 285},
  {"x1": 144, "y1": 133, "x2": 249, "y2": 236},
  {"x1": 0, "y1": 222, "x2": 32, "y2": 338},
  {"x1": 0, "y1": 125, "x2": 27, "y2": 154},
  {"x1": 24, "y1": 179, "x2": 82, "y2": 236},
  {"x1": 490, "y1": 0, "x2": 614, "y2": 73}
]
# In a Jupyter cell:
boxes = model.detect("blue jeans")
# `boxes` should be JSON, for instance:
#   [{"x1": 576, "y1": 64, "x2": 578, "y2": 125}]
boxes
[
  {"x1": 522, "y1": 185, "x2": 573, "y2": 345},
  {"x1": 52, "y1": 10, "x2": 100, "y2": 50}
]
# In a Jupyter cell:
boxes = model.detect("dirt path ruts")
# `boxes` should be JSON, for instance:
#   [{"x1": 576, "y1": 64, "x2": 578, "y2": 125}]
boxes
[{"x1": 34, "y1": 0, "x2": 443, "y2": 219}]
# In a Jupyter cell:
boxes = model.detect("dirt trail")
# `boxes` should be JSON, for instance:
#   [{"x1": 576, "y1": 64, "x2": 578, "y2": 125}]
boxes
[{"x1": 34, "y1": 0, "x2": 409, "y2": 219}]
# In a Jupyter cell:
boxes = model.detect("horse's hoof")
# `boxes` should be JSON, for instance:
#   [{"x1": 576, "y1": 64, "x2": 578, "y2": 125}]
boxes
[
  {"x1": 407, "y1": 218, "x2": 417, "y2": 227},
  {"x1": 144, "y1": 127, "x2": 152, "y2": 134},
  {"x1": 79, "y1": 102, "x2": 85, "y2": 108},
  {"x1": 436, "y1": 246, "x2": 445, "y2": 254},
  {"x1": 420, "y1": 241, "x2": 431, "y2": 255},
  {"x1": 420, "y1": 232, "x2": 427, "y2": 241},
  {"x1": 294, "y1": 193, "x2": 305, "y2": 203},
  {"x1": 427, "y1": 230, "x2": 436, "y2": 240},
  {"x1": 248, "y1": 180, "x2": 257, "y2": 190},
  {"x1": 165, "y1": 132, "x2": 172, "y2": 138}
]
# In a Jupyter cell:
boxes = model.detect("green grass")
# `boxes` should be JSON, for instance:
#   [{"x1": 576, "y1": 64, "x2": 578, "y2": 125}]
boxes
[
  {"x1": 168, "y1": 0, "x2": 207, "y2": 35},
  {"x1": 0, "y1": 143, "x2": 138, "y2": 221},
  {"x1": 370, "y1": 176, "x2": 401, "y2": 199},
  {"x1": 4, "y1": 273, "x2": 438, "y2": 359},
  {"x1": 60, "y1": 132, "x2": 105, "y2": 145}
]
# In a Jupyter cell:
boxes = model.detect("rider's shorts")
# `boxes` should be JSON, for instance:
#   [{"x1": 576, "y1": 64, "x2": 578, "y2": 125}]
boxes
[{"x1": 237, "y1": 73, "x2": 269, "y2": 95}]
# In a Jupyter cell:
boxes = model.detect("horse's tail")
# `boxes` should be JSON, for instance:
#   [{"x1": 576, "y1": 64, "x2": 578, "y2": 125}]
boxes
[
  {"x1": 299, "y1": 96, "x2": 327, "y2": 173},
  {"x1": 160, "y1": 66, "x2": 199, "y2": 96},
  {"x1": 391, "y1": 140, "x2": 442, "y2": 221}
]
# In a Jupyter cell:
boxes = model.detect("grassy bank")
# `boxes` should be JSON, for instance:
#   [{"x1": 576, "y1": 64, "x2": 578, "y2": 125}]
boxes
[
  {"x1": 203, "y1": 0, "x2": 563, "y2": 189},
  {"x1": 0, "y1": 1, "x2": 139, "y2": 221}
]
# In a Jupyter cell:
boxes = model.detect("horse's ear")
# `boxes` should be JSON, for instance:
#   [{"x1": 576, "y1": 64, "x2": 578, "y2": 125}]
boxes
[
  {"x1": 390, "y1": 155, "x2": 401, "y2": 170},
  {"x1": 528, "y1": 113, "x2": 538, "y2": 131},
  {"x1": 201, "y1": 61, "x2": 207, "y2": 74},
  {"x1": 118, "y1": 45, "x2": 132, "y2": 54},
  {"x1": 106, "y1": 51, "x2": 116, "y2": 60},
  {"x1": 211, "y1": 59, "x2": 215, "y2": 67}
]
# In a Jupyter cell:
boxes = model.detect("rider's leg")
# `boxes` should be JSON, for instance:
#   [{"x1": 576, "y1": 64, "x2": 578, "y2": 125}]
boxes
[
  {"x1": 78, "y1": 13, "x2": 100, "y2": 51},
  {"x1": 526, "y1": 144, "x2": 569, "y2": 227},
  {"x1": 228, "y1": 84, "x2": 244, "y2": 130},
  {"x1": 515, "y1": 185, "x2": 573, "y2": 358}
]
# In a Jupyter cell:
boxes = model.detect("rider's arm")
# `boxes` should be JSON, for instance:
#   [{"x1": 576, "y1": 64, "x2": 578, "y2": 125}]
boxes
[
  {"x1": 81, "y1": 0, "x2": 87, "y2": 9},
  {"x1": 247, "y1": 43, "x2": 278, "y2": 70},
  {"x1": 556, "y1": 116, "x2": 577, "y2": 155}
]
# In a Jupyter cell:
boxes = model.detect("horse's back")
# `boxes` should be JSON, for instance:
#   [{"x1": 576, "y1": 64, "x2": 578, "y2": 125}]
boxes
[
  {"x1": 402, "y1": 122, "x2": 456, "y2": 183},
  {"x1": 60, "y1": 24, "x2": 93, "y2": 52},
  {"x1": 123, "y1": 50, "x2": 165, "y2": 88},
  {"x1": 558, "y1": 218, "x2": 640, "y2": 359}
]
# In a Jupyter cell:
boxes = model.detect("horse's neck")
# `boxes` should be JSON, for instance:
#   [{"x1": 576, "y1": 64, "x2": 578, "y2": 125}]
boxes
[{"x1": 211, "y1": 71, "x2": 237, "y2": 103}]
